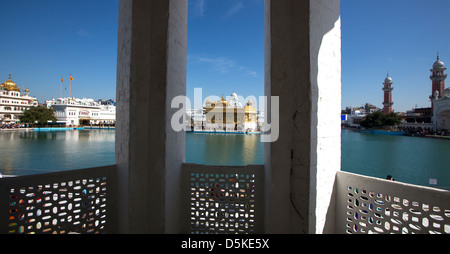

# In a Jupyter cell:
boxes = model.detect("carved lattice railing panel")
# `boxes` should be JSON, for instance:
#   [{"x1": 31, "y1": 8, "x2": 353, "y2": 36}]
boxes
[
  {"x1": 1, "y1": 166, "x2": 117, "y2": 234},
  {"x1": 182, "y1": 164, "x2": 264, "y2": 234},
  {"x1": 336, "y1": 171, "x2": 450, "y2": 234}
]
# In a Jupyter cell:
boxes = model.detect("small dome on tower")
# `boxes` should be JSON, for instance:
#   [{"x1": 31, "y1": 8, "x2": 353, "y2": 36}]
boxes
[
  {"x1": 442, "y1": 87, "x2": 450, "y2": 98},
  {"x1": 433, "y1": 55, "x2": 446, "y2": 70},
  {"x1": 384, "y1": 74, "x2": 393, "y2": 84},
  {"x1": 433, "y1": 59, "x2": 445, "y2": 69}
]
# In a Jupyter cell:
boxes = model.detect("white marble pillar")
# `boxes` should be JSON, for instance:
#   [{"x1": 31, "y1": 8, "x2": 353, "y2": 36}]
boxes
[
  {"x1": 116, "y1": 0, "x2": 187, "y2": 234},
  {"x1": 264, "y1": 0, "x2": 341, "y2": 234}
]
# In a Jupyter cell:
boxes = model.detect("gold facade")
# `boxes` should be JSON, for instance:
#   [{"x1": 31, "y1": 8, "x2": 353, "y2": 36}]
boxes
[
  {"x1": 204, "y1": 95, "x2": 257, "y2": 127},
  {"x1": 0, "y1": 73, "x2": 36, "y2": 124},
  {"x1": 1, "y1": 73, "x2": 21, "y2": 92}
]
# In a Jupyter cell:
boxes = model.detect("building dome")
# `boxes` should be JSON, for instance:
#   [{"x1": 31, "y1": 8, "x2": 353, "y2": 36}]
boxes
[
  {"x1": 433, "y1": 55, "x2": 446, "y2": 70},
  {"x1": 229, "y1": 92, "x2": 242, "y2": 107},
  {"x1": 433, "y1": 59, "x2": 445, "y2": 69},
  {"x1": 442, "y1": 87, "x2": 450, "y2": 98},
  {"x1": 384, "y1": 74, "x2": 393, "y2": 84},
  {"x1": 0, "y1": 73, "x2": 21, "y2": 92}
]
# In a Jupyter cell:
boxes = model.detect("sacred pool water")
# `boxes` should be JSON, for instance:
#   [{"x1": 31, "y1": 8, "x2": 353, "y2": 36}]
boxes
[{"x1": 0, "y1": 128, "x2": 448, "y2": 190}]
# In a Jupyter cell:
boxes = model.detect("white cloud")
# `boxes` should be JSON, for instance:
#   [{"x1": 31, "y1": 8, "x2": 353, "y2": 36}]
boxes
[
  {"x1": 77, "y1": 29, "x2": 90, "y2": 37},
  {"x1": 188, "y1": 55, "x2": 235, "y2": 73},
  {"x1": 244, "y1": 70, "x2": 257, "y2": 78},
  {"x1": 188, "y1": 55, "x2": 258, "y2": 78},
  {"x1": 223, "y1": 1, "x2": 244, "y2": 18},
  {"x1": 192, "y1": 0, "x2": 206, "y2": 17}
]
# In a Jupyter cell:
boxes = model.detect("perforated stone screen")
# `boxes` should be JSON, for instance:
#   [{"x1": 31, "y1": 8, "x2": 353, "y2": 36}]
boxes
[
  {"x1": 1, "y1": 166, "x2": 117, "y2": 234},
  {"x1": 182, "y1": 164, "x2": 264, "y2": 234},
  {"x1": 337, "y1": 171, "x2": 450, "y2": 234}
]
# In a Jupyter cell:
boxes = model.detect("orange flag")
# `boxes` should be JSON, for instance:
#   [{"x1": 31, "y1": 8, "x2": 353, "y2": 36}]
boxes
[
  {"x1": 61, "y1": 77, "x2": 64, "y2": 82},
  {"x1": 70, "y1": 75, "x2": 74, "y2": 80}
]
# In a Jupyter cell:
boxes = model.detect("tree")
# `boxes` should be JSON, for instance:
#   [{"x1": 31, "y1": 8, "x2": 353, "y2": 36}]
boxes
[
  {"x1": 383, "y1": 112, "x2": 403, "y2": 126},
  {"x1": 20, "y1": 106, "x2": 57, "y2": 126},
  {"x1": 360, "y1": 111, "x2": 402, "y2": 129},
  {"x1": 360, "y1": 111, "x2": 383, "y2": 128}
]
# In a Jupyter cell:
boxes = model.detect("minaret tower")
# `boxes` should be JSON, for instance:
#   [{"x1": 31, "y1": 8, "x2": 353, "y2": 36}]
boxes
[
  {"x1": 382, "y1": 73, "x2": 394, "y2": 114},
  {"x1": 430, "y1": 54, "x2": 447, "y2": 107}
]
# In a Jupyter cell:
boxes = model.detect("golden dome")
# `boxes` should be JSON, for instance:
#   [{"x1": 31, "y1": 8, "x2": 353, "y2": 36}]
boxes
[{"x1": 1, "y1": 73, "x2": 21, "y2": 92}]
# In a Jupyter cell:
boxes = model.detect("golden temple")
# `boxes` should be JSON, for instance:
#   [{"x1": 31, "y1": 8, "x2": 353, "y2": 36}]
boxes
[
  {"x1": 204, "y1": 92, "x2": 258, "y2": 132},
  {"x1": 1, "y1": 73, "x2": 22, "y2": 92},
  {"x1": 0, "y1": 73, "x2": 36, "y2": 124}
]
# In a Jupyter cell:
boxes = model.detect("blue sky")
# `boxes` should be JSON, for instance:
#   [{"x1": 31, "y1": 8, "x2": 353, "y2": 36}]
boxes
[
  {"x1": 0, "y1": 0, "x2": 119, "y2": 102},
  {"x1": 1, "y1": 0, "x2": 449, "y2": 112},
  {"x1": 342, "y1": 0, "x2": 450, "y2": 112},
  {"x1": 186, "y1": 0, "x2": 264, "y2": 104}
]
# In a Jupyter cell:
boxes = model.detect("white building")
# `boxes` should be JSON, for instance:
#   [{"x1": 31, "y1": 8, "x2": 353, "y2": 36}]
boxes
[
  {"x1": 185, "y1": 108, "x2": 205, "y2": 131},
  {"x1": 45, "y1": 97, "x2": 116, "y2": 126},
  {"x1": 0, "y1": 73, "x2": 38, "y2": 124},
  {"x1": 341, "y1": 103, "x2": 382, "y2": 127},
  {"x1": 429, "y1": 56, "x2": 450, "y2": 131},
  {"x1": 432, "y1": 88, "x2": 450, "y2": 130}
]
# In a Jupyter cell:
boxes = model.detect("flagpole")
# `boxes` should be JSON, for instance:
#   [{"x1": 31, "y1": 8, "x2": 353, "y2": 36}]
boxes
[
  {"x1": 69, "y1": 73, "x2": 72, "y2": 99},
  {"x1": 60, "y1": 75, "x2": 62, "y2": 98}
]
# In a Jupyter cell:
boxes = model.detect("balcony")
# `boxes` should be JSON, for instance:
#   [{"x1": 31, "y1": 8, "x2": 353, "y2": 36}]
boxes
[
  {"x1": 3, "y1": 0, "x2": 448, "y2": 236},
  {"x1": 2, "y1": 164, "x2": 448, "y2": 234}
]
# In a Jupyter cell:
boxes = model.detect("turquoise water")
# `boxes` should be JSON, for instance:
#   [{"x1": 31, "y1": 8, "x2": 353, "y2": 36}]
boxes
[
  {"x1": 0, "y1": 129, "x2": 448, "y2": 190},
  {"x1": 185, "y1": 132, "x2": 264, "y2": 166},
  {"x1": 0, "y1": 129, "x2": 115, "y2": 176},
  {"x1": 341, "y1": 128, "x2": 450, "y2": 190}
]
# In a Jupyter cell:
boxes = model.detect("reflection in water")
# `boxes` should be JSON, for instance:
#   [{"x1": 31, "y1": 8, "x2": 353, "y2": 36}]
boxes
[
  {"x1": 2, "y1": 129, "x2": 448, "y2": 190},
  {"x1": 0, "y1": 130, "x2": 262, "y2": 176},
  {"x1": 0, "y1": 129, "x2": 115, "y2": 176},
  {"x1": 186, "y1": 132, "x2": 263, "y2": 166}
]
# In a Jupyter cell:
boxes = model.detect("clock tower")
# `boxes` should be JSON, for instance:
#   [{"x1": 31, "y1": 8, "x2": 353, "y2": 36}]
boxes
[
  {"x1": 430, "y1": 54, "x2": 447, "y2": 109},
  {"x1": 382, "y1": 74, "x2": 394, "y2": 114}
]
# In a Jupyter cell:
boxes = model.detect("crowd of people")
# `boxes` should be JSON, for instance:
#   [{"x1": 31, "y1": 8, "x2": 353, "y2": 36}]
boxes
[
  {"x1": 398, "y1": 126, "x2": 448, "y2": 137},
  {"x1": 0, "y1": 123, "x2": 32, "y2": 129},
  {"x1": 343, "y1": 124, "x2": 449, "y2": 138},
  {"x1": 1, "y1": 122, "x2": 116, "y2": 129}
]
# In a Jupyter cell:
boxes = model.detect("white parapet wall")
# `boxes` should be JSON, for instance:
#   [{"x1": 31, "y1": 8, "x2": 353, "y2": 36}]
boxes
[{"x1": 336, "y1": 171, "x2": 450, "y2": 234}]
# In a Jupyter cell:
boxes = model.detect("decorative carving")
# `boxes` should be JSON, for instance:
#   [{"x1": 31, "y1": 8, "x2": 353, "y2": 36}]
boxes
[
  {"x1": 7, "y1": 176, "x2": 109, "y2": 234},
  {"x1": 344, "y1": 186, "x2": 450, "y2": 234},
  {"x1": 188, "y1": 171, "x2": 257, "y2": 234}
]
